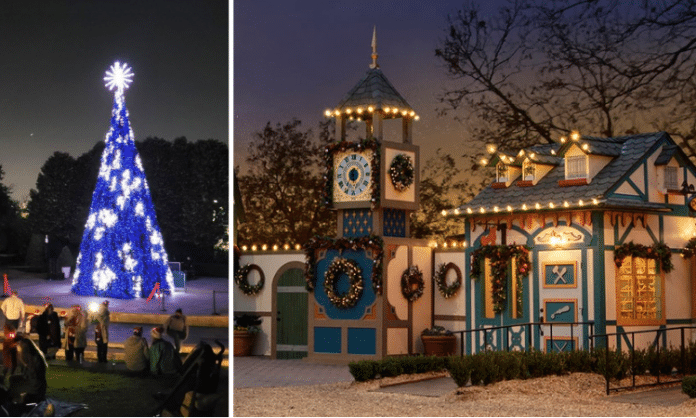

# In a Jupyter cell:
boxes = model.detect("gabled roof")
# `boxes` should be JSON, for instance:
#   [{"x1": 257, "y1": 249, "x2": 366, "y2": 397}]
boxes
[
  {"x1": 335, "y1": 67, "x2": 414, "y2": 115},
  {"x1": 558, "y1": 135, "x2": 624, "y2": 157},
  {"x1": 455, "y1": 132, "x2": 674, "y2": 214},
  {"x1": 654, "y1": 144, "x2": 679, "y2": 166}
]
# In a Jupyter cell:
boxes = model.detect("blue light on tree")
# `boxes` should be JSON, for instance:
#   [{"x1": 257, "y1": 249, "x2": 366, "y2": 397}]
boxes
[{"x1": 71, "y1": 61, "x2": 175, "y2": 299}]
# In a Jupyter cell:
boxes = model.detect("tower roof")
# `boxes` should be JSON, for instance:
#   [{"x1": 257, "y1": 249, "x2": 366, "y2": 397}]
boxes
[
  {"x1": 325, "y1": 27, "x2": 418, "y2": 121},
  {"x1": 335, "y1": 67, "x2": 415, "y2": 116}
]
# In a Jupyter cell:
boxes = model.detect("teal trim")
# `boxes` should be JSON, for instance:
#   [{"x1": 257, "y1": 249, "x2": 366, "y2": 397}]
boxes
[
  {"x1": 666, "y1": 318, "x2": 694, "y2": 325},
  {"x1": 618, "y1": 222, "x2": 634, "y2": 245},
  {"x1": 606, "y1": 320, "x2": 617, "y2": 326},
  {"x1": 626, "y1": 178, "x2": 646, "y2": 198},
  {"x1": 605, "y1": 134, "x2": 669, "y2": 196},
  {"x1": 644, "y1": 160, "x2": 649, "y2": 201},
  {"x1": 665, "y1": 205, "x2": 691, "y2": 216},
  {"x1": 645, "y1": 224, "x2": 659, "y2": 244},
  {"x1": 465, "y1": 219, "x2": 472, "y2": 355},
  {"x1": 581, "y1": 249, "x2": 589, "y2": 349},
  {"x1": 609, "y1": 193, "x2": 644, "y2": 201},
  {"x1": 659, "y1": 215, "x2": 664, "y2": 242},
  {"x1": 592, "y1": 211, "x2": 606, "y2": 343}
]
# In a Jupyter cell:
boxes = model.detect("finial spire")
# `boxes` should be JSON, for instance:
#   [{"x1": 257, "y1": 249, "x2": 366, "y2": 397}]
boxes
[{"x1": 370, "y1": 26, "x2": 379, "y2": 69}]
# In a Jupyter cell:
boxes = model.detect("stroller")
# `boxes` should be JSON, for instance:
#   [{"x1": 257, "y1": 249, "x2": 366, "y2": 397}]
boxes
[{"x1": 152, "y1": 340, "x2": 226, "y2": 416}]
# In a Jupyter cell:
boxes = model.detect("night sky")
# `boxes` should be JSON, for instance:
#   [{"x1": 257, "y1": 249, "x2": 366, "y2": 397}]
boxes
[
  {"x1": 234, "y1": 1, "x2": 505, "y2": 174},
  {"x1": 0, "y1": 0, "x2": 228, "y2": 201}
]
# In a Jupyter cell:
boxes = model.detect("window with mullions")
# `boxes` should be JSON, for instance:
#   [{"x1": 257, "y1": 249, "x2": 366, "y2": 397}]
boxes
[
  {"x1": 616, "y1": 256, "x2": 664, "y2": 325},
  {"x1": 496, "y1": 162, "x2": 508, "y2": 182},
  {"x1": 566, "y1": 155, "x2": 587, "y2": 179},
  {"x1": 664, "y1": 166, "x2": 678, "y2": 190},
  {"x1": 522, "y1": 161, "x2": 535, "y2": 181},
  {"x1": 483, "y1": 258, "x2": 522, "y2": 319}
]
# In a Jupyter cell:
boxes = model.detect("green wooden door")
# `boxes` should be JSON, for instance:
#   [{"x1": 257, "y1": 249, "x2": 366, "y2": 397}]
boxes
[{"x1": 276, "y1": 268, "x2": 308, "y2": 359}]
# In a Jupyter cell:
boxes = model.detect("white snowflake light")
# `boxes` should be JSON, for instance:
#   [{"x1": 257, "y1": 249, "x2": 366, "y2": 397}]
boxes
[{"x1": 104, "y1": 61, "x2": 134, "y2": 95}]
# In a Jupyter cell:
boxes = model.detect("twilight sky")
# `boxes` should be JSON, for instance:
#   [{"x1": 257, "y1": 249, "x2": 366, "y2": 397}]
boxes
[
  {"x1": 233, "y1": 1, "x2": 505, "y2": 175},
  {"x1": 0, "y1": 0, "x2": 228, "y2": 201}
]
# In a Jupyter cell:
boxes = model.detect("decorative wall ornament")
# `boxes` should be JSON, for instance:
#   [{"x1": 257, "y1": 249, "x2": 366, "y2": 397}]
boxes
[
  {"x1": 389, "y1": 153, "x2": 414, "y2": 191},
  {"x1": 234, "y1": 264, "x2": 265, "y2": 295},
  {"x1": 324, "y1": 257, "x2": 364, "y2": 309},
  {"x1": 536, "y1": 229, "x2": 583, "y2": 246},
  {"x1": 303, "y1": 235, "x2": 384, "y2": 294},
  {"x1": 401, "y1": 265, "x2": 424, "y2": 302},
  {"x1": 434, "y1": 263, "x2": 462, "y2": 299},
  {"x1": 613, "y1": 241, "x2": 673, "y2": 273},
  {"x1": 470, "y1": 245, "x2": 530, "y2": 314},
  {"x1": 683, "y1": 237, "x2": 696, "y2": 259}
]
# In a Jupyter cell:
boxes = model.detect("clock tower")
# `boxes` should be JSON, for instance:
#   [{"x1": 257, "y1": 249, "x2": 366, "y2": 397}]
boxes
[{"x1": 306, "y1": 28, "x2": 431, "y2": 362}]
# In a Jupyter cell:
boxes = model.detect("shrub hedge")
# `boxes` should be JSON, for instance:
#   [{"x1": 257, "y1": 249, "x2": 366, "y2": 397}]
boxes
[
  {"x1": 350, "y1": 345, "x2": 696, "y2": 386},
  {"x1": 683, "y1": 375, "x2": 696, "y2": 398}
]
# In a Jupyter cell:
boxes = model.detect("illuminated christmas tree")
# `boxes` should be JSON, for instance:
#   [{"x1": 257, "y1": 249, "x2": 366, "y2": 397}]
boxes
[{"x1": 72, "y1": 62, "x2": 174, "y2": 299}]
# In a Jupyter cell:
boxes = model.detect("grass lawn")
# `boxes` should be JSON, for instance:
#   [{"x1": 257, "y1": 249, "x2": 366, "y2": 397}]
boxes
[{"x1": 45, "y1": 364, "x2": 229, "y2": 416}]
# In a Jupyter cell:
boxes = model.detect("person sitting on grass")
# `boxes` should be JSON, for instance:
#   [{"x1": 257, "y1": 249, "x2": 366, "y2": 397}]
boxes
[
  {"x1": 149, "y1": 326, "x2": 181, "y2": 376},
  {"x1": 1, "y1": 325, "x2": 47, "y2": 405},
  {"x1": 124, "y1": 326, "x2": 149, "y2": 375}
]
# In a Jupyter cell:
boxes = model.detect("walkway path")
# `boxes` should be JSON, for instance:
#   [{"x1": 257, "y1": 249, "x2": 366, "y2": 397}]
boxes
[{"x1": 233, "y1": 356, "x2": 353, "y2": 388}]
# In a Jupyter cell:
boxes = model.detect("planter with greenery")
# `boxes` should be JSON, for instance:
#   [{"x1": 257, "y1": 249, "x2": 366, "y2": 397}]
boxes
[
  {"x1": 421, "y1": 326, "x2": 457, "y2": 356},
  {"x1": 234, "y1": 314, "x2": 262, "y2": 356}
]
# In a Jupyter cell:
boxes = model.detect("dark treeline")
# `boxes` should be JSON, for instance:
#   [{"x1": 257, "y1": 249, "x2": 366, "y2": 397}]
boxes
[{"x1": 23, "y1": 137, "x2": 228, "y2": 267}]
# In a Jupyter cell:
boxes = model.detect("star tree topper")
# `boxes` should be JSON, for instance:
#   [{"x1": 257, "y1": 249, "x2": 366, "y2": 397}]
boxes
[{"x1": 104, "y1": 61, "x2": 134, "y2": 96}]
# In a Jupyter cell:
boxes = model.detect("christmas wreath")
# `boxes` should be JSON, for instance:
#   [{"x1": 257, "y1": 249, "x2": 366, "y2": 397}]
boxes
[
  {"x1": 683, "y1": 237, "x2": 696, "y2": 259},
  {"x1": 324, "y1": 257, "x2": 364, "y2": 309},
  {"x1": 389, "y1": 154, "x2": 414, "y2": 191},
  {"x1": 434, "y1": 262, "x2": 461, "y2": 299},
  {"x1": 470, "y1": 244, "x2": 530, "y2": 314},
  {"x1": 401, "y1": 265, "x2": 424, "y2": 302},
  {"x1": 234, "y1": 264, "x2": 265, "y2": 295},
  {"x1": 303, "y1": 235, "x2": 384, "y2": 294},
  {"x1": 613, "y1": 241, "x2": 673, "y2": 273}
]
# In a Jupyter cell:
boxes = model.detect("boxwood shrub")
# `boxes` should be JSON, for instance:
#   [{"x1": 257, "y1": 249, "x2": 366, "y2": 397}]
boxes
[{"x1": 682, "y1": 376, "x2": 696, "y2": 398}]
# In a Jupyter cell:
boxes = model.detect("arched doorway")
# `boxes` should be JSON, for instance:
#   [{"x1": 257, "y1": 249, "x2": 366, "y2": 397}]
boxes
[{"x1": 274, "y1": 266, "x2": 308, "y2": 359}]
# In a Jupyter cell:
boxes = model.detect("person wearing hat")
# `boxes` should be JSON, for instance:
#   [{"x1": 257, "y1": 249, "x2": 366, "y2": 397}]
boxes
[
  {"x1": 36, "y1": 303, "x2": 61, "y2": 359},
  {"x1": 164, "y1": 308, "x2": 188, "y2": 354},
  {"x1": 124, "y1": 326, "x2": 149, "y2": 375},
  {"x1": 148, "y1": 326, "x2": 181, "y2": 376},
  {"x1": 92, "y1": 300, "x2": 110, "y2": 363}
]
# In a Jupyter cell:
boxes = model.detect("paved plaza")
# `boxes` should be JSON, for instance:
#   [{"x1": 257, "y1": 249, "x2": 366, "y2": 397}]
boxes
[{"x1": 233, "y1": 356, "x2": 353, "y2": 388}]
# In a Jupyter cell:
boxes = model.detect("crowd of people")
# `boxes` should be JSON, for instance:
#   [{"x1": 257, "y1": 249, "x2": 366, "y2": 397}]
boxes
[{"x1": 0, "y1": 291, "x2": 190, "y2": 381}]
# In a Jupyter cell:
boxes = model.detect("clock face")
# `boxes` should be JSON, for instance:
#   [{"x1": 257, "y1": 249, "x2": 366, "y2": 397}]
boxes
[
  {"x1": 690, "y1": 196, "x2": 696, "y2": 211},
  {"x1": 334, "y1": 152, "x2": 372, "y2": 202}
]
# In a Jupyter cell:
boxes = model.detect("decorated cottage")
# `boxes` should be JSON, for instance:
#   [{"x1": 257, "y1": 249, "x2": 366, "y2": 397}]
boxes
[
  {"x1": 440, "y1": 131, "x2": 696, "y2": 353},
  {"x1": 234, "y1": 29, "x2": 696, "y2": 362}
]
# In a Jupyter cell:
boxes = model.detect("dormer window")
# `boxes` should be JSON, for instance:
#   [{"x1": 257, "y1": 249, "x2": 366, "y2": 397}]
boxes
[
  {"x1": 496, "y1": 162, "x2": 508, "y2": 182},
  {"x1": 664, "y1": 166, "x2": 678, "y2": 190},
  {"x1": 566, "y1": 155, "x2": 587, "y2": 179},
  {"x1": 522, "y1": 160, "x2": 535, "y2": 181}
]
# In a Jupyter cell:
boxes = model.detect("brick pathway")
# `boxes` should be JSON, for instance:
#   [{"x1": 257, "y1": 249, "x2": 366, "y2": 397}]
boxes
[{"x1": 233, "y1": 356, "x2": 353, "y2": 388}]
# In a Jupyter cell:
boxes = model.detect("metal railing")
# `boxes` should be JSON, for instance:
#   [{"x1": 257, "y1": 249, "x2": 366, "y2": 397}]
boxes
[
  {"x1": 451, "y1": 321, "x2": 595, "y2": 356},
  {"x1": 590, "y1": 325, "x2": 696, "y2": 394}
]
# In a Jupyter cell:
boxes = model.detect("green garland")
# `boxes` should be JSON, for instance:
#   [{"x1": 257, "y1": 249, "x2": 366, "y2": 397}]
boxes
[
  {"x1": 470, "y1": 244, "x2": 530, "y2": 314},
  {"x1": 303, "y1": 235, "x2": 384, "y2": 294},
  {"x1": 324, "y1": 257, "x2": 364, "y2": 309},
  {"x1": 322, "y1": 138, "x2": 381, "y2": 209},
  {"x1": 613, "y1": 241, "x2": 673, "y2": 273},
  {"x1": 683, "y1": 238, "x2": 696, "y2": 259},
  {"x1": 389, "y1": 154, "x2": 414, "y2": 191},
  {"x1": 401, "y1": 266, "x2": 424, "y2": 302},
  {"x1": 234, "y1": 264, "x2": 265, "y2": 296},
  {"x1": 434, "y1": 262, "x2": 462, "y2": 299}
]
